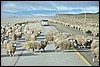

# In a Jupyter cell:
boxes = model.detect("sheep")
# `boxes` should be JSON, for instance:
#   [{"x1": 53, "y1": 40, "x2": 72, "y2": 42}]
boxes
[
  {"x1": 31, "y1": 33, "x2": 37, "y2": 41},
  {"x1": 45, "y1": 32, "x2": 53, "y2": 42},
  {"x1": 25, "y1": 34, "x2": 32, "y2": 42},
  {"x1": 1, "y1": 35, "x2": 5, "y2": 46},
  {"x1": 66, "y1": 36, "x2": 78, "y2": 48},
  {"x1": 85, "y1": 36, "x2": 94, "y2": 48},
  {"x1": 25, "y1": 29, "x2": 33, "y2": 35},
  {"x1": 11, "y1": 26, "x2": 15, "y2": 32},
  {"x1": 75, "y1": 35, "x2": 88, "y2": 49},
  {"x1": 1, "y1": 28, "x2": 5, "y2": 35},
  {"x1": 5, "y1": 30, "x2": 11, "y2": 38},
  {"x1": 15, "y1": 32, "x2": 22, "y2": 39},
  {"x1": 26, "y1": 39, "x2": 48, "y2": 53},
  {"x1": 2, "y1": 39, "x2": 10, "y2": 49},
  {"x1": 92, "y1": 47, "x2": 99, "y2": 62},
  {"x1": 12, "y1": 33, "x2": 17, "y2": 41},
  {"x1": 91, "y1": 39, "x2": 99, "y2": 54},
  {"x1": 55, "y1": 39, "x2": 71, "y2": 52},
  {"x1": 54, "y1": 36, "x2": 63, "y2": 45},
  {"x1": 33, "y1": 29, "x2": 41, "y2": 36},
  {"x1": 8, "y1": 32, "x2": 13, "y2": 39},
  {"x1": 6, "y1": 41, "x2": 17, "y2": 57},
  {"x1": 61, "y1": 32, "x2": 72, "y2": 39}
]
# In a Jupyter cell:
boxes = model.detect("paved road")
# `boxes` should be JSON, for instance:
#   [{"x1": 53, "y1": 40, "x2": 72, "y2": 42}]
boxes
[
  {"x1": 51, "y1": 22, "x2": 99, "y2": 66},
  {"x1": 1, "y1": 22, "x2": 97, "y2": 66}
]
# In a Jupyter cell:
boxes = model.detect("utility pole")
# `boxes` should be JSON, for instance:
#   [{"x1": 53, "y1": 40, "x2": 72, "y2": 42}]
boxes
[
  {"x1": 85, "y1": 12, "x2": 86, "y2": 22},
  {"x1": 84, "y1": 5, "x2": 86, "y2": 22}
]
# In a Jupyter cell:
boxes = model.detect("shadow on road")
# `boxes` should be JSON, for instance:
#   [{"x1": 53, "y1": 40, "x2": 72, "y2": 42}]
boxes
[
  {"x1": 19, "y1": 53, "x2": 39, "y2": 56},
  {"x1": 18, "y1": 38, "x2": 25, "y2": 40},
  {"x1": 18, "y1": 40, "x2": 26, "y2": 42},
  {"x1": 1, "y1": 54, "x2": 10, "y2": 57},
  {"x1": 16, "y1": 48, "x2": 25, "y2": 51},
  {"x1": 40, "y1": 49, "x2": 91, "y2": 53}
]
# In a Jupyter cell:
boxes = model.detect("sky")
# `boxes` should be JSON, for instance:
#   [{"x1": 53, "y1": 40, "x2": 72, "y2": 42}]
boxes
[{"x1": 1, "y1": 1, "x2": 99, "y2": 17}]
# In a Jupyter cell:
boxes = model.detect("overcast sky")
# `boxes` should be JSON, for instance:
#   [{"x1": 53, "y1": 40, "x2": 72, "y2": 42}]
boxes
[{"x1": 1, "y1": 1, "x2": 99, "y2": 16}]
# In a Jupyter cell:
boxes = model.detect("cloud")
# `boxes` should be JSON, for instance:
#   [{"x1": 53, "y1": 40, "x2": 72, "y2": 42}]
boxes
[{"x1": 1, "y1": 1, "x2": 99, "y2": 16}]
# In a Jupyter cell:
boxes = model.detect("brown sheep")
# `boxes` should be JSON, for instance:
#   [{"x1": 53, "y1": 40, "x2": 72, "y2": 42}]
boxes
[
  {"x1": 55, "y1": 39, "x2": 71, "y2": 52},
  {"x1": 27, "y1": 39, "x2": 48, "y2": 53}
]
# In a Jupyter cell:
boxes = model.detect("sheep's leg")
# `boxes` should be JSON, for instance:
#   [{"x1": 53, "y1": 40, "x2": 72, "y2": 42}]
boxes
[
  {"x1": 42, "y1": 48, "x2": 45, "y2": 51},
  {"x1": 61, "y1": 47, "x2": 64, "y2": 53},
  {"x1": 97, "y1": 55, "x2": 99, "y2": 62},
  {"x1": 80, "y1": 46, "x2": 83, "y2": 48},
  {"x1": 7, "y1": 51, "x2": 9, "y2": 55},
  {"x1": 27, "y1": 48, "x2": 30, "y2": 53},
  {"x1": 9, "y1": 51, "x2": 12, "y2": 57},
  {"x1": 39, "y1": 49, "x2": 42, "y2": 53},
  {"x1": 62, "y1": 49, "x2": 65, "y2": 53},
  {"x1": 82, "y1": 44, "x2": 86, "y2": 49},
  {"x1": 32, "y1": 48, "x2": 35, "y2": 54},
  {"x1": 78, "y1": 46, "x2": 81, "y2": 49},
  {"x1": 12, "y1": 52, "x2": 15, "y2": 57},
  {"x1": 32, "y1": 48, "x2": 34, "y2": 52},
  {"x1": 93, "y1": 58, "x2": 95, "y2": 62},
  {"x1": 12, "y1": 53, "x2": 14, "y2": 57},
  {"x1": 38, "y1": 48, "x2": 41, "y2": 53},
  {"x1": 55, "y1": 46, "x2": 58, "y2": 52}
]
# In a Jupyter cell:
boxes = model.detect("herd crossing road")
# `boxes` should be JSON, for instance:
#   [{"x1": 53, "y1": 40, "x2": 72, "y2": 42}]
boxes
[{"x1": 1, "y1": 22, "x2": 98, "y2": 66}]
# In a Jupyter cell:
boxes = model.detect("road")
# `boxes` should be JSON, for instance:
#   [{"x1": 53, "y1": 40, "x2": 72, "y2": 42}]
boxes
[{"x1": 1, "y1": 22, "x2": 99, "y2": 66}]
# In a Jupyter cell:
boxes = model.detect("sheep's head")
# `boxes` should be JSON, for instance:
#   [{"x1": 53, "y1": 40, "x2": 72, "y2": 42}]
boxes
[
  {"x1": 41, "y1": 39, "x2": 48, "y2": 46},
  {"x1": 10, "y1": 41, "x2": 17, "y2": 47},
  {"x1": 67, "y1": 38, "x2": 78, "y2": 48}
]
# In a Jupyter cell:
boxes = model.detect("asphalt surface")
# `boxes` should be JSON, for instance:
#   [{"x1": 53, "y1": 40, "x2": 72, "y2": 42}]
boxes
[
  {"x1": 51, "y1": 22, "x2": 99, "y2": 66},
  {"x1": 1, "y1": 22, "x2": 99, "y2": 66}
]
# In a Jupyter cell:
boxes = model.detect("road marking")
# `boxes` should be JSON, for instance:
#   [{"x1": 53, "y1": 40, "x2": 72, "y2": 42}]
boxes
[
  {"x1": 53, "y1": 24, "x2": 92, "y2": 66},
  {"x1": 72, "y1": 48, "x2": 92, "y2": 66},
  {"x1": 23, "y1": 42, "x2": 27, "y2": 48}
]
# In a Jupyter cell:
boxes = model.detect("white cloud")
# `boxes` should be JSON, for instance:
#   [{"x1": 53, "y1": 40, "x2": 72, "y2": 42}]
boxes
[
  {"x1": 1, "y1": 1, "x2": 99, "y2": 16},
  {"x1": 80, "y1": 6, "x2": 99, "y2": 13},
  {"x1": 2, "y1": 2, "x2": 17, "y2": 10}
]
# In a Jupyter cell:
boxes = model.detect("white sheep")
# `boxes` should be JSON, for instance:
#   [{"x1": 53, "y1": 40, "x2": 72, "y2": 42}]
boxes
[
  {"x1": 26, "y1": 39, "x2": 48, "y2": 53},
  {"x1": 55, "y1": 39, "x2": 71, "y2": 52},
  {"x1": 91, "y1": 39, "x2": 99, "y2": 53},
  {"x1": 6, "y1": 41, "x2": 17, "y2": 57},
  {"x1": 45, "y1": 32, "x2": 53, "y2": 42},
  {"x1": 92, "y1": 47, "x2": 99, "y2": 62},
  {"x1": 2, "y1": 39, "x2": 9, "y2": 49},
  {"x1": 75, "y1": 35, "x2": 87, "y2": 49},
  {"x1": 25, "y1": 34, "x2": 32, "y2": 42},
  {"x1": 15, "y1": 32, "x2": 22, "y2": 39}
]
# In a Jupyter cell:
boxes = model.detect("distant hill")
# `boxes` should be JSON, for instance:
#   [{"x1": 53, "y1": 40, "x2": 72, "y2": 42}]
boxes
[
  {"x1": 56, "y1": 12, "x2": 99, "y2": 16},
  {"x1": 78, "y1": 12, "x2": 99, "y2": 15}
]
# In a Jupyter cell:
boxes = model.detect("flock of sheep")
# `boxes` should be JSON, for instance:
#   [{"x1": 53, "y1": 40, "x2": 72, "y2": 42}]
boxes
[
  {"x1": 1, "y1": 16, "x2": 99, "y2": 63},
  {"x1": 50, "y1": 14, "x2": 99, "y2": 37},
  {"x1": 44, "y1": 31, "x2": 99, "y2": 62}
]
